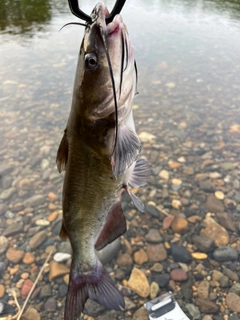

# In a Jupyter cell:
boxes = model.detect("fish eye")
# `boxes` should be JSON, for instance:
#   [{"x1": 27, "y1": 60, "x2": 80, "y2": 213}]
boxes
[{"x1": 85, "y1": 53, "x2": 98, "y2": 70}]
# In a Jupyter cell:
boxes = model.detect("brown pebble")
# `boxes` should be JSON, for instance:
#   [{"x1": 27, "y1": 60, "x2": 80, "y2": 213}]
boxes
[
  {"x1": 48, "y1": 192, "x2": 58, "y2": 201},
  {"x1": 134, "y1": 249, "x2": 148, "y2": 265},
  {"x1": 47, "y1": 211, "x2": 59, "y2": 222},
  {"x1": 226, "y1": 292, "x2": 240, "y2": 312},
  {"x1": 6, "y1": 247, "x2": 24, "y2": 263},
  {"x1": 170, "y1": 268, "x2": 188, "y2": 281},
  {"x1": 21, "y1": 279, "x2": 34, "y2": 300},
  {"x1": 162, "y1": 215, "x2": 175, "y2": 230},
  {"x1": 0, "y1": 284, "x2": 5, "y2": 298},
  {"x1": 171, "y1": 216, "x2": 188, "y2": 234},
  {"x1": 116, "y1": 253, "x2": 133, "y2": 267},
  {"x1": 127, "y1": 267, "x2": 150, "y2": 298},
  {"x1": 21, "y1": 272, "x2": 29, "y2": 279},
  {"x1": 146, "y1": 243, "x2": 167, "y2": 262},
  {"x1": 48, "y1": 261, "x2": 70, "y2": 281},
  {"x1": 23, "y1": 252, "x2": 35, "y2": 264}
]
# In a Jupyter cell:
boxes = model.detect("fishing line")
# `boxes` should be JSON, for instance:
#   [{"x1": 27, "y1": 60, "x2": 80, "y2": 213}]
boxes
[
  {"x1": 119, "y1": 31, "x2": 125, "y2": 98},
  {"x1": 59, "y1": 22, "x2": 87, "y2": 31},
  {"x1": 100, "y1": 29, "x2": 119, "y2": 160}
]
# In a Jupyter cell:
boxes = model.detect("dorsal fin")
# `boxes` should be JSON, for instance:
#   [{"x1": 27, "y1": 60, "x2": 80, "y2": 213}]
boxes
[
  {"x1": 56, "y1": 129, "x2": 68, "y2": 173},
  {"x1": 95, "y1": 201, "x2": 126, "y2": 251}
]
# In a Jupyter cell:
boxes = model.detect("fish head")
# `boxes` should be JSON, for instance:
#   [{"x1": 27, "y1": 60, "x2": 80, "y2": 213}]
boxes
[{"x1": 74, "y1": 2, "x2": 136, "y2": 124}]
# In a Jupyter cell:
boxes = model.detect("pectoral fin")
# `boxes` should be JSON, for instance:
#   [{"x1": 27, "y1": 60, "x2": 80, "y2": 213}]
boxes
[
  {"x1": 112, "y1": 126, "x2": 141, "y2": 177},
  {"x1": 95, "y1": 201, "x2": 126, "y2": 251},
  {"x1": 56, "y1": 129, "x2": 68, "y2": 173},
  {"x1": 129, "y1": 158, "x2": 151, "y2": 188}
]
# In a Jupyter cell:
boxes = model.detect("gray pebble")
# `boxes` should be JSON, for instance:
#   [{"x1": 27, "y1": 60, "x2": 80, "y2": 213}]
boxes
[
  {"x1": 192, "y1": 235, "x2": 215, "y2": 253},
  {"x1": 0, "y1": 204, "x2": 7, "y2": 216},
  {"x1": 40, "y1": 284, "x2": 52, "y2": 298},
  {"x1": 3, "y1": 222, "x2": 23, "y2": 237},
  {"x1": 0, "y1": 187, "x2": 16, "y2": 200},
  {"x1": 229, "y1": 283, "x2": 240, "y2": 295},
  {"x1": 24, "y1": 194, "x2": 45, "y2": 207},
  {"x1": 145, "y1": 229, "x2": 162, "y2": 243},
  {"x1": 223, "y1": 267, "x2": 238, "y2": 281},
  {"x1": 185, "y1": 303, "x2": 201, "y2": 319},
  {"x1": 44, "y1": 297, "x2": 57, "y2": 312},
  {"x1": 213, "y1": 246, "x2": 238, "y2": 261},
  {"x1": 0, "y1": 236, "x2": 8, "y2": 254}
]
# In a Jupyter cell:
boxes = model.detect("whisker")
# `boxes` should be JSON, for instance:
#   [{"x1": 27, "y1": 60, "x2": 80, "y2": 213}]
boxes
[
  {"x1": 100, "y1": 29, "x2": 118, "y2": 159},
  {"x1": 59, "y1": 22, "x2": 87, "y2": 31}
]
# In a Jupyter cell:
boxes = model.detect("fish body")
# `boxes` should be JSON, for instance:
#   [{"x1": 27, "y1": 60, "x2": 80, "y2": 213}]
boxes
[{"x1": 57, "y1": 2, "x2": 151, "y2": 319}]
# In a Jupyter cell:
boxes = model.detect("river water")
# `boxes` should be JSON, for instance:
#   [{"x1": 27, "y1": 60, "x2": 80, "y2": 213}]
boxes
[{"x1": 0, "y1": 0, "x2": 240, "y2": 319}]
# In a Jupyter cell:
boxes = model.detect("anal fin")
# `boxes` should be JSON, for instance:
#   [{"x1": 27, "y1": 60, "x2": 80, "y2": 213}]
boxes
[{"x1": 95, "y1": 201, "x2": 126, "y2": 251}]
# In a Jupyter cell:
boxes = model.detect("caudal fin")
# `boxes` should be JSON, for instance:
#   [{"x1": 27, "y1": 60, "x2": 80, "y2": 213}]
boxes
[{"x1": 64, "y1": 260, "x2": 125, "y2": 320}]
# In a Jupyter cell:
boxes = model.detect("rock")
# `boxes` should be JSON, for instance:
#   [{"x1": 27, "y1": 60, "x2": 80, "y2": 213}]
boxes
[
  {"x1": 162, "y1": 215, "x2": 175, "y2": 229},
  {"x1": 229, "y1": 283, "x2": 240, "y2": 295},
  {"x1": 226, "y1": 292, "x2": 240, "y2": 312},
  {"x1": 35, "y1": 219, "x2": 50, "y2": 226},
  {"x1": 151, "y1": 273, "x2": 170, "y2": 287},
  {"x1": 127, "y1": 267, "x2": 150, "y2": 297},
  {"x1": 0, "y1": 187, "x2": 16, "y2": 200},
  {"x1": 150, "y1": 263, "x2": 163, "y2": 273},
  {"x1": 134, "y1": 249, "x2": 148, "y2": 265},
  {"x1": 219, "y1": 275, "x2": 229, "y2": 287},
  {"x1": 3, "y1": 222, "x2": 23, "y2": 237},
  {"x1": 124, "y1": 297, "x2": 136, "y2": 310},
  {"x1": 0, "y1": 262, "x2": 7, "y2": 277},
  {"x1": 0, "y1": 163, "x2": 13, "y2": 176},
  {"x1": 0, "y1": 236, "x2": 8, "y2": 254},
  {"x1": 53, "y1": 252, "x2": 71, "y2": 263},
  {"x1": 170, "y1": 269, "x2": 188, "y2": 281},
  {"x1": 48, "y1": 261, "x2": 70, "y2": 281},
  {"x1": 21, "y1": 279, "x2": 34, "y2": 300},
  {"x1": 58, "y1": 283, "x2": 68, "y2": 298},
  {"x1": 159, "y1": 170, "x2": 169, "y2": 180},
  {"x1": 145, "y1": 204, "x2": 161, "y2": 218},
  {"x1": 150, "y1": 281, "x2": 159, "y2": 299},
  {"x1": 21, "y1": 307, "x2": 40, "y2": 320},
  {"x1": 220, "y1": 162, "x2": 235, "y2": 170},
  {"x1": 215, "y1": 191, "x2": 224, "y2": 200},
  {"x1": 183, "y1": 167, "x2": 194, "y2": 175},
  {"x1": 132, "y1": 306, "x2": 149, "y2": 320},
  {"x1": 212, "y1": 270, "x2": 224, "y2": 281},
  {"x1": 195, "y1": 298, "x2": 219, "y2": 313},
  {"x1": 213, "y1": 246, "x2": 238, "y2": 261},
  {"x1": 6, "y1": 247, "x2": 24, "y2": 263},
  {"x1": 185, "y1": 303, "x2": 201, "y2": 319},
  {"x1": 138, "y1": 132, "x2": 156, "y2": 143},
  {"x1": 29, "y1": 231, "x2": 47, "y2": 249},
  {"x1": 145, "y1": 229, "x2": 162, "y2": 243},
  {"x1": 44, "y1": 297, "x2": 57, "y2": 312},
  {"x1": 200, "y1": 217, "x2": 229, "y2": 246},
  {"x1": 24, "y1": 195, "x2": 45, "y2": 207},
  {"x1": 171, "y1": 216, "x2": 188, "y2": 234},
  {"x1": 171, "y1": 244, "x2": 192, "y2": 263},
  {"x1": 0, "y1": 203, "x2": 8, "y2": 216},
  {"x1": 197, "y1": 280, "x2": 209, "y2": 298},
  {"x1": 40, "y1": 284, "x2": 52, "y2": 298},
  {"x1": 205, "y1": 194, "x2": 224, "y2": 213},
  {"x1": 199, "y1": 180, "x2": 215, "y2": 192},
  {"x1": 172, "y1": 199, "x2": 181, "y2": 209},
  {"x1": 191, "y1": 252, "x2": 208, "y2": 260},
  {"x1": 116, "y1": 252, "x2": 133, "y2": 267},
  {"x1": 23, "y1": 252, "x2": 35, "y2": 264},
  {"x1": 192, "y1": 235, "x2": 215, "y2": 253},
  {"x1": 223, "y1": 267, "x2": 238, "y2": 281},
  {"x1": 215, "y1": 212, "x2": 236, "y2": 232},
  {"x1": 0, "y1": 284, "x2": 5, "y2": 298},
  {"x1": 147, "y1": 243, "x2": 167, "y2": 262},
  {"x1": 47, "y1": 211, "x2": 59, "y2": 222}
]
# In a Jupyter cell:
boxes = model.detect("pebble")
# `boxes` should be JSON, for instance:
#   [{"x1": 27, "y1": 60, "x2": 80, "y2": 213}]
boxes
[
  {"x1": 53, "y1": 252, "x2": 71, "y2": 263},
  {"x1": 40, "y1": 284, "x2": 52, "y2": 298},
  {"x1": 44, "y1": 297, "x2": 57, "y2": 312},
  {"x1": 192, "y1": 235, "x2": 215, "y2": 252},
  {"x1": 195, "y1": 298, "x2": 219, "y2": 313},
  {"x1": 0, "y1": 187, "x2": 16, "y2": 200},
  {"x1": 35, "y1": 219, "x2": 50, "y2": 226},
  {"x1": 170, "y1": 268, "x2": 188, "y2": 281},
  {"x1": 216, "y1": 212, "x2": 236, "y2": 232},
  {"x1": 213, "y1": 246, "x2": 238, "y2": 261},
  {"x1": 0, "y1": 284, "x2": 5, "y2": 298},
  {"x1": 205, "y1": 194, "x2": 224, "y2": 213},
  {"x1": 226, "y1": 292, "x2": 240, "y2": 312},
  {"x1": 215, "y1": 191, "x2": 224, "y2": 200},
  {"x1": 23, "y1": 252, "x2": 35, "y2": 264},
  {"x1": 127, "y1": 267, "x2": 150, "y2": 297},
  {"x1": 48, "y1": 261, "x2": 70, "y2": 281},
  {"x1": 171, "y1": 216, "x2": 188, "y2": 234},
  {"x1": 171, "y1": 199, "x2": 182, "y2": 209},
  {"x1": 21, "y1": 279, "x2": 34, "y2": 299},
  {"x1": 3, "y1": 221, "x2": 23, "y2": 237},
  {"x1": 200, "y1": 217, "x2": 229, "y2": 246},
  {"x1": 222, "y1": 267, "x2": 238, "y2": 281},
  {"x1": 134, "y1": 249, "x2": 148, "y2": 265},
  {"x1": 162, "y1": 215, "x2": 175, "y2": 229},
  {"x1": 24, "y1": 195, "x2": 45, "y2": 207},
  {"x1": 145, "y1": 229, "x2": 162, "y2": 243},
  {"x1": 185, "y1": 303, "x2": 201, "y2": 319},
  {"x1": 132, "y1": 306, "x2": 149, "y2": 320},
  {"x1": 171, "y1": 244, "x2": 192, "y2": 263},
  {"x1": 116, "y1": 252, "x2": 133, "y2": 267},
  {"x1": 0, "y1": 203, "x2": 7, "y2": 216},
  {"x1": 6, "y1": 247, "x2": 24, "y2": 263},
  {"x1": 0, "y1": 236, "x2": 8, "y2": 254},
  {"x1": 229, "y1": 283, "x2": 240, "y2": 295},
  {"x1": 58, "y1": 283, "x2": 68, "y2": 298},
  {"x1": 150, "y1": 263, "x2": 163, "y2": 273},
  {"x1": 191, "y1": 252, "x2": 208, "y2": 260},
  {"x1": 47, "y1": 211, "x2": 59, "y2": 222},
  {"x1": 21, "y1": 306, "x2": 40, "y2": 320},
  {"x1": 159, "y1": 170, "x2": 169, "y2": 180},
  {"x1": 147, "y1": 243, "x2": 167, "y2": 262},
  {"x1": 138, "y1": 132, "x2": 156, "y2": 143},
  {"x1": 29, "y1": 230, "x2": 48, "y2": 249},
  {"x1": 199, "y1": 180, "x2": 216, "y2": 192},
  {"x1": 197, "y1": 280, "x2": 209, "y2": 298},
  {"x1": 150, "y1": 281, "x2": 159, "y2": 299}
]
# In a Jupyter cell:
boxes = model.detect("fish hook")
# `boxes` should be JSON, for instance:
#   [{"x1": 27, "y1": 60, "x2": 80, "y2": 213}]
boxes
[{"x1": 67, "y1": 0, "x2": 126, "y2": 24}]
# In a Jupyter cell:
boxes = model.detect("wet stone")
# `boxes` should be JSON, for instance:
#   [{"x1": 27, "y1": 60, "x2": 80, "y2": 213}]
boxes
[
  {"x1": 40, "y1": 284, "x2": 52, "y2": 298},
  {"x1": 226, "y1": 292, "x2": 240, "y2": 312},
  {"x1": 150, "y1": 281, "x2": 159, "y2": 299},
  {"x1": 147, "y1": 243, "x2": 167, "y2": 262},
  {"x1": 21, "y1": 279, "x2": 34, "y2": 300},
  {"x1": 24, "y1": 194, "x2": 45, "y2": 207},
  {"x1": 229, "y1": 283, "x2": 240, "y2": 295},
  {"x1": 127, "y1": 267, "x2": 150, "y2": 298},
  {"x1": 58, "y1": 283, "x2": 68, "y2": 298},
  {"x1": 0, "y1": 187, "x2": 16, "y2": 200},
  {"x1": 145, "y1": 204, "x2": 161, "y2": 218},
  {"x1": 132, "y1": 306, "x2": 149, "y2": 320},
  {"x1": 0, "y1": 236, "x2": 8, "y2": 254},
  {"x1": 151, "y1": 273, "x2": 170, "y2": 287},
  {"x1": 192, "y1": 235, "x2": 215, "y2": 253},
  {"x1": 171, "y1": 244, "x2": 192, "y2": 263},
  {"x1": 200, "y1": 217, "x2": 229, "y2": 246},
  {"x1": 29, "y1": 230, "x2": 47, "y2": 249},
  {"x1": 145, "y1": 229, "x2": 162, "y2": 243},
  {"x1": 116, "y1": 252, "x2": 133, "y2": 267},
  {"x1": 170, "y1": 269, "x2": 188, "y2": 282},
  {"x1": 44, "y1": 297, "x2": 57, "y2": 312},
  {"x1": 0, "y1": 203, "x2": 7, "y2": 216},
  {"x1": 199, "y1": 180, "x2": 216, "y2": 192},
  {"x1": 134, "y1": 249, "x2": 148, "y2": 265},
  {"x1": 53, "y1": 252, "x2": 71, "y2": 263},
  {"x1": 48, "y1": 261, "x2": 70, "y2": 281},
  {"x1": 205, "y1": 194, "x2": 224, "y2": 213},
  {"x1": 216, "y1": 212, "x2": 236, "y2": 232},
  {"x1": 197, "y1": 280, "x2": 209, "y2": 298},
  {"x1": 3, "y1": 222, "x2": 23, "y2": 237},
  {"x1": 219, "y1": 275, "x2": 229, "y2": 288},
  {"x1": 213, "y1": 246, "x2": 238, "y2": 261},
  {"x1": 6, "y1": 247, "x2": 24, "y2": 263},
  {"x1": 150, "y1": 263, "x2": 163, "y2": 273},
  {"x1": 223, "y1": 267, "x2": 238, "y2": 281},
  {"x1": 185, "y1": 303, "x2": 201, "y2": 320},
  {"x1": 171, "y1": 216, "x2": 188, "y2": 234},
  {"x1": 195, "y1": 298, "x2": 219, "y2": 313}
]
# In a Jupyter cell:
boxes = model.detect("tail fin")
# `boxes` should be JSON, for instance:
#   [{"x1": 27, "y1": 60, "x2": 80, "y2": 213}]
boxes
[{"x1": 64, "y1": 260, "x2": 125, "y2": 320}]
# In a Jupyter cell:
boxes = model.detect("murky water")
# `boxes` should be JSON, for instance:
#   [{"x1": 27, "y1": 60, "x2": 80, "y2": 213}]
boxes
[{"x1": 1, "y1": 0, "x2": 240, "y2": 319}]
